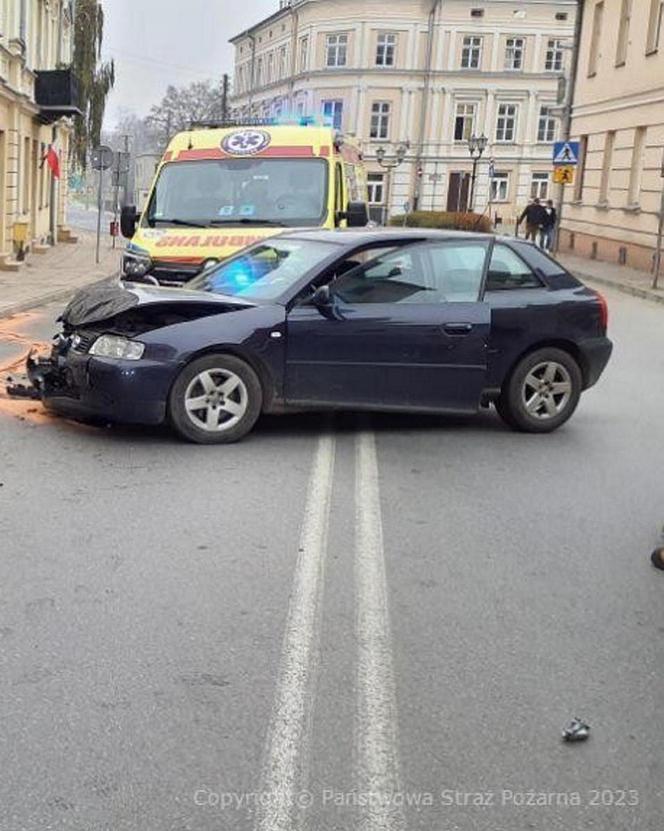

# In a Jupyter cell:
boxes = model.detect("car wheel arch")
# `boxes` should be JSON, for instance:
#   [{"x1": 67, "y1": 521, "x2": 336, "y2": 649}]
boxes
[
  {"x1": 172, "y1": 345, "x2": 276, "y2": 413},
  {"x1": 500, "y1": 339, "x2": 587, "y2": 393}
]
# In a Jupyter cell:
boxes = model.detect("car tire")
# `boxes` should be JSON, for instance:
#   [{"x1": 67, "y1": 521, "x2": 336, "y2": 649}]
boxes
[
  {"x1": 496, "y1": 347, "x2": 582, "y2": 433},
  {"x1": 168, "y1": 353, "x2": 262, "y2": 444}
]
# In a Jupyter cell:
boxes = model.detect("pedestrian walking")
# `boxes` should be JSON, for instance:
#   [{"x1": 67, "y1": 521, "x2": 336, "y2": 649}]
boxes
[
  {"x1": 518, "y1": 198, "x2": 547, "y2": 244},
  {"x1": 539, "y1": 200, "x2": 557, "y2": 251}
]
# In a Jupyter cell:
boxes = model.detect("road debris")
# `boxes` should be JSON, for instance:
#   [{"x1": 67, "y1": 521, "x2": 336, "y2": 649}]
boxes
[
  {"x1": 562, "y1": 718, "x2": 591, "y2": 742},
  {"x1": 5, "y1": 381, "x2": 40, "y2": 400}
]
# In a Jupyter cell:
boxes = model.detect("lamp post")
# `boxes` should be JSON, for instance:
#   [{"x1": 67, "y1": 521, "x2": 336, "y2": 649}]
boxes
[
  {"x1": 467, "y1": 133, "x2": 488, "y2": 212},
  {"x1": 375, "y1": 142, "x2": 409, "y2": 225}
]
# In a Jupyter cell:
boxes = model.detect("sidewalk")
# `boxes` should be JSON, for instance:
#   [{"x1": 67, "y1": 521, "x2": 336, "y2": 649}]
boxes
[
  {"x1": 557, "y1": 253, "x2": 664, "y2": 306},
  {"x1": 0, "y1": 232, "x2": 121, "y2": 319}
]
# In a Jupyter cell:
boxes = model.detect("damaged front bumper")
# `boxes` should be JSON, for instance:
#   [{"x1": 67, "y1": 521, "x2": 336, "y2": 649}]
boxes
[{"x1": 8, "y1": 338, "x2": 169, "y2": 426}]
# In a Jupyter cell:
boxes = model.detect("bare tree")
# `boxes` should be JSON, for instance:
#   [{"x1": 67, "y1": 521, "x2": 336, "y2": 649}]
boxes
[{"x1": 145, "y1": 80, "x2": 229, "y2": 148}]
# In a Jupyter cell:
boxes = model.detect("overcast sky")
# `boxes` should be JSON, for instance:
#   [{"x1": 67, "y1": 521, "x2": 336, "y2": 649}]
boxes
[{"x1": 102, "y1": 0, "x2": 276, "y2": 127}]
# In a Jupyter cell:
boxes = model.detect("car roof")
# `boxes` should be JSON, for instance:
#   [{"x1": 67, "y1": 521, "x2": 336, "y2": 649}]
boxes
[{"x1": 280, "y1": 227, "x2": 504, "y2": 247}]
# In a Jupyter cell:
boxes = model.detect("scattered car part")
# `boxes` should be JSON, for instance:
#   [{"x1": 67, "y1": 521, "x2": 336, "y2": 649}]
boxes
[
  {"x1": 562, "y1": 718, "x2": 591, "y2": 742},
  {"x1": 650, "y1": 548, "x2": 664, "y2": 571},
  {"x1": 5, "y1": 382, "x2": 41, "y2": 400}
]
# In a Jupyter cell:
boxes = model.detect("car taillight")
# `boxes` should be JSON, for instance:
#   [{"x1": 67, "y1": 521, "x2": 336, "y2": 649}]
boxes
[{"x1": 593, "y1": 289, "x2": 608, "y2": 332}]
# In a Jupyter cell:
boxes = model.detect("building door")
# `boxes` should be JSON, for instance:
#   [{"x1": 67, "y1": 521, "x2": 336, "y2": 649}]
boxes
[{"x1": 447, "y1": 172, "x2": 470, "y2": 212}]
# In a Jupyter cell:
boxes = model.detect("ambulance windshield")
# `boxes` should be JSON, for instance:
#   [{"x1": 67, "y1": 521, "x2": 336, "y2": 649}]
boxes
[{"x1": 145, "y1": 158, "x2": 329, "y2": 228}]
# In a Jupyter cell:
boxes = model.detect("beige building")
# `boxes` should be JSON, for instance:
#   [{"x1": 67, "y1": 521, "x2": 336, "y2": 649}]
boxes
[
  {"x1": 0, "y1": 0, "x2": 78, "y2": 270},
  {"x1": 560, "y1": 0, "x2": 664, "y2": 270},
  {"x1": 230, "y1": 0, "x2": 576, "y2": 223}
]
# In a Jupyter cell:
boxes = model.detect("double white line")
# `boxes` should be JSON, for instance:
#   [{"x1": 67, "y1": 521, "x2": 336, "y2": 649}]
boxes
[{"x1": 254, "y1": 429, "x2": 404, "y2": 831}]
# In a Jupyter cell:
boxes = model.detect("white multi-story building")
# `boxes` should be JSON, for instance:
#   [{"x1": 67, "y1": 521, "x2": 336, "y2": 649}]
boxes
[{"x1": 230, "y1": 0, "x2": 576, "y2": 223}]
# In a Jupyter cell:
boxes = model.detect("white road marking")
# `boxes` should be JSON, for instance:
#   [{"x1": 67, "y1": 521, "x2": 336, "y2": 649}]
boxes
[
  {"x1": 254, "y1": 432, "x2": 336, "y2": 831},
  {"x1": 355, "y1": 430, "x2": 406, "y2": 831}
]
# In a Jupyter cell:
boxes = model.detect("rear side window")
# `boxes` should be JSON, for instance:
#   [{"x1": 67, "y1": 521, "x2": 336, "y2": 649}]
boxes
[
  {"x1": 486, "y1": 244, "x2": 542, "y2": 290},
  {"x1": 512, "y1": 242, "x2": 567, "y2": 277}
]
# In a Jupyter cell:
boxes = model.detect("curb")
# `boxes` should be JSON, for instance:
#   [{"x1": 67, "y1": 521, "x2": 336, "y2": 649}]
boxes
[
  {"x1": 0, "y1": 272, "x2": 117, "y2": 321},
  {"x1": 569, "y1": 270, "x2": 664, "y2": 306},
  {"x1": 0, "y1": 287, "x2": 80, "y2": 321}
]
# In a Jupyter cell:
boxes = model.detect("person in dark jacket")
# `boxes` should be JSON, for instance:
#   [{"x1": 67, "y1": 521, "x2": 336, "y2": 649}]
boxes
[
  {"x1": 518, "y1": 198, "x2": 547, "y2": 243},
  {"x1": 539, "y1": 200, "x2": 557, "y2": 250}
]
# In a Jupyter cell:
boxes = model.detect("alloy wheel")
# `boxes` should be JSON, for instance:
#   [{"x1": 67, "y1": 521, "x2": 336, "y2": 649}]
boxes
[
  {"x1": 520, "y1": 361, "x2": 573, "y2": 421},
  {"x1": 184, "y1": 368, "x2": 248, "y2": 432}
]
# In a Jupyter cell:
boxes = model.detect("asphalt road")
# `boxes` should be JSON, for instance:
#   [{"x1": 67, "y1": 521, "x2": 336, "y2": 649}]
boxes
[
  {"x1": 1, "y1": 284, "x2": 663, "y2": 831},
  {"x1": 67, "y1": 204, "x2": 115, "y2": 234}
]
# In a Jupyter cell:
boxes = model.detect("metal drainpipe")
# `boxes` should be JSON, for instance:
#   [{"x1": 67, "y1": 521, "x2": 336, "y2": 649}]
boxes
[
  {"x1": 288, "y1": 5, "x2": 299, "y2": 112},
  {"x1": 554, "y1": 0, "x2": 585, "y2": 253},
  {"x1": 249, "y1": 34, "x2": 256, "y2": 114},
  {"x1": 413, "y1": 0, "x2": 441, "y2": 210}
]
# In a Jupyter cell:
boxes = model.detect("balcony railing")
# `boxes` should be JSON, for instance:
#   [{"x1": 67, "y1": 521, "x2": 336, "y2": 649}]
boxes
[{"x1": 35, "y1": 69, "x2": 82, "y2": 122}]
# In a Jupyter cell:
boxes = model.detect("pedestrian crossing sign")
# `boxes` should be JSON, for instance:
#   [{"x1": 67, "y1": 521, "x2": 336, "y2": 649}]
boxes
[
  {"x1": 553, "y1": 141, "x2": 580, "y2": 166},
  {"x1": 553, "y1": 165, "x2": 575, "y2": 185}
]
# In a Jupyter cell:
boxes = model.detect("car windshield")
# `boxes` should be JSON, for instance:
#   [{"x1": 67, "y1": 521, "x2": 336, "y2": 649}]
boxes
[
  {"x1": 188, "y1": 238, "x2": 338, "y2": 301},
  {"x1": 144, "y1": 158, "x2": 329, "y2": 228}
]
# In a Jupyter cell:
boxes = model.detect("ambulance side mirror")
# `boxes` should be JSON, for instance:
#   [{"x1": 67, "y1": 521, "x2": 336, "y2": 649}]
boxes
[
  {"x1": 121, "y1": 205, "x2": 137, "y2": 239},
  {"x1": 339, "y1": 201, "x2": 369, "y2": 228}
]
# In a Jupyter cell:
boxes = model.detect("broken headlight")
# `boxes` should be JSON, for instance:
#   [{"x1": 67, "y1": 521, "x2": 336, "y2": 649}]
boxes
[{"x1": 89, "y1": 335, "x2": 145, "y2": 360}]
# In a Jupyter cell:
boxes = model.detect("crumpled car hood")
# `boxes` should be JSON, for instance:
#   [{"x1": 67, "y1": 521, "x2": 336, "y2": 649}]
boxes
[{"x1": 60, "y1": 282, "x2": 255, "y2": 329}]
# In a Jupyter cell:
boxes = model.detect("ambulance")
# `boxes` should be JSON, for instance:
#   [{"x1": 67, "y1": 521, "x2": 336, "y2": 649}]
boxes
[{"x1": 120, "y1": 120, "x2": 369, "y2": 286}]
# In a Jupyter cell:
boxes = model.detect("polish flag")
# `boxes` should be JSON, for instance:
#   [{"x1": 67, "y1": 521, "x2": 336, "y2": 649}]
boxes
[{"x1": 42, "y1": 145, "x2": 61, "y2": 179}]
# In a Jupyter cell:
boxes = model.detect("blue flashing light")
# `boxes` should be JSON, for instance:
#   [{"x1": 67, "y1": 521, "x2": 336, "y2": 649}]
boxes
[{"x1": 269, "y1": 112, "x2": 330, "y2": 128}]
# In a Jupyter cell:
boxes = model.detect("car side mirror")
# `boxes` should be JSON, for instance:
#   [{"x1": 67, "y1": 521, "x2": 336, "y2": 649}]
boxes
[
  {"x1": 120, "y1": 205, "x2": 138, "y2": 239},
  {"x1": 312, "y1": 284, "x2": 333, "y2": 308},
  {"x1": 311, "y1": 284, "x2": 344, "y2": 320},
  {"x1": 338, "y1": 201, "x2": 369, "y2": 228}
]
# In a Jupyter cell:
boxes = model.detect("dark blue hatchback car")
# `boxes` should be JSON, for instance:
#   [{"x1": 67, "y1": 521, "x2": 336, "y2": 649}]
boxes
[{"x1": 27, "y1": 229, "x2": 612, "y2": 443}]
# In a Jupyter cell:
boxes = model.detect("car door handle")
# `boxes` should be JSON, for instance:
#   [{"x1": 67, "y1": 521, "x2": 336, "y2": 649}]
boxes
[{"x1": 442, "y1": 322, "x2": 473, "y2": 336}]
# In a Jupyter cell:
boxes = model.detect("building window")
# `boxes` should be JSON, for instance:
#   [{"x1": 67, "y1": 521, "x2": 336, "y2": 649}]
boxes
[
  {"x1": 646, "y1": 0, "x2": 663, "y2": 53},
  {"x1": 279, "y1": 45, "x2": 288, "y2": 78},
  {"x1": 299, "y1": 36, "x2": 309, "y2": 71},
  {"x1": 376, "y1": 33, "x2": 396, "y2": 66},
  {"x1": 495, "y1": 104, "x2": 518, "y2": 142},
  {"x1": 490, "y1": 172, "x2": 510, "y2": 202},
  {"x1": 556, "y1": 12, "x2": 568, "y2": 20},
  {"x1": 470, "y1": 9, "x2": 484, "y2": 18},
  {"x1": 574, "y1": 135, "x2": 588, "y2": 200},
  {"x1": 322, "y1": 99, "x2": 344, "y2": 130},
  {"x1": 537, "y1": 106, "x2": 557, "y2": 142},
  {"x1": 615, "y1": 0, "x2": 632, "y2": 66},
  {"x1": 454, "y1": 103, "x2": 476, "y2": 141},
  {"x1": 545, "y1": 39, "x2": 564, "y2": 71},
  {"x1": 461, "y1": 36, "x2": 482, "y2": 69},
  {"x1": 599, "y1": 130, "x2": 615, "y2": 204},
  {"x1": 588, "y1": 2, "x2": 604, "y2": 76},
  {"x1": 266, "y1": 52, "x2": 274, "y2": 83},
  {"x1": 370, "y1": 101, "x2": 391, "y2": 140},
  {"x1": 367, "y1": 172, "x2": 385, "y2": 204},
  {"x1": 505, "y1": 37, "x2": 525, "y2": 70},
  {"x1": 256, "y1": 56, "x2": 263, "y2": 86},
  {"x1": 627, "y1": 126, "x2": 646, "y2": 205},
  {"x1": 326, "y1": 33, "x2": 348, "y2": 67},
  {"x1": 530, "y1": 172, "x2": 550, "y2": 200}
]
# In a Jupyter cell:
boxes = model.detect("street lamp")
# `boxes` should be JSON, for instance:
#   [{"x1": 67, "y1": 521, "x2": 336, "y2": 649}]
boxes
[
  {"x1": 467, "y1": 133, "x2": 488, "y2": 212},
  {"x1": 375, "y1": 142, "x2": 409, "y2": 224}
]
